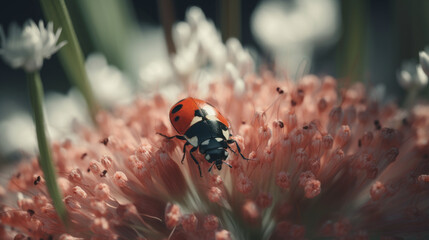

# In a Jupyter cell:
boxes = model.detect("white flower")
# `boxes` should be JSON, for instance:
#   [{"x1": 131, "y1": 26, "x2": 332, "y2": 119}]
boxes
[
  {"x1": 136, "y1": 6, "x2": 255, "y2": 100},
  {"x1": 85, "y1": 53, "x2": 134, "y2": 107},
  {"x1": 397, "y1": 61, "x2": 428, "y2": 90},
  {"x1": 0, "y1": 20, "x2": 66, "y2": 72},
  {"x1": 419, "y1": 47, "x2": 429, "y2": 77},
  {"x1": 251, "y1": 0, "x2": 339, "y2": 76},
  {"x1": 0, "y1": 111, "x2": 36, "y2": 155},
  {"x1": 0, "y1": 90, "x2": 89, "y2": 155}
]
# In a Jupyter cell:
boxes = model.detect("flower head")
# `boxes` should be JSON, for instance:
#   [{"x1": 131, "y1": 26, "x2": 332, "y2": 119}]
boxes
[
  {"x1": 1, "y1": 71, "x2": 429, "y2": 239},
  {"x1": 0, "y1": 20, "x2": 66, "y2": 72}
]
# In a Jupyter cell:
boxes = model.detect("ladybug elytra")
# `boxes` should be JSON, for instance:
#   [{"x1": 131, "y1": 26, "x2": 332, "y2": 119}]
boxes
[{"x1": 159, "y1": 97, "x2": 247, "y2": 176}]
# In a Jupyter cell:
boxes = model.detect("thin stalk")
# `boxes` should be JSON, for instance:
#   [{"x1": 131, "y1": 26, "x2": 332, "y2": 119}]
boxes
[
  {"x1": 27, "y1": 71, "x2": 68, "y2": 227},
  {"x1": 40, "y1": 0, "x2": 99, "y2": 121},
  {"x1": 220, "y1": 0, "x2": 241, "y2": 41},
  {"x1": 158, "y1": 0, "x2": 177, "y2": 54},
  {"x1": 72, "y1": 0, "x2": 138, "y2": 70},
  {"x1": 336, "y1": 0, "x2": 367, "y2": 86}
]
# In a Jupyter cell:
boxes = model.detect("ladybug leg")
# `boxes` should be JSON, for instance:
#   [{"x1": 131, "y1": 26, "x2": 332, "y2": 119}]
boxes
[
  {"x1": 189, "y1": 147, "x2": 202, "y2": 177},
  {"x1": 181, "y1": 142, "x2": 190, "y2": 164},
  {"x1": 157, "y1": 133, "x2": 186, "y2": 141},
  {"x1": 227, "y1": 139, "x2": 249, "y2": 161},
  {"x1": 226, "y1": 145, "x2": 237, "y2": 155},
  {"x1": 208, "y1": 162, "x2": 215, "y2": 173}
]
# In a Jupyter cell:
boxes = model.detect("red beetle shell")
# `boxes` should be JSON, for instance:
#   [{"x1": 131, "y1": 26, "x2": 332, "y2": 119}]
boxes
[{"x1": 169, "y1": 97, "x2": 229, "y2": 135}]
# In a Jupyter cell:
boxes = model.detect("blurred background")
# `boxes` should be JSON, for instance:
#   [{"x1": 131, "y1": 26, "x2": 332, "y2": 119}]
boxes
[{"x1": 1, "y1": 0, "x2": 429, "y2": 163}]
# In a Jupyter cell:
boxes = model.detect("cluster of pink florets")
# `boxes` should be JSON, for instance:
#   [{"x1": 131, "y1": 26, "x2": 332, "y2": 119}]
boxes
[{"x1": 1, "y1": 73, "x2": 429, "y2": 239}]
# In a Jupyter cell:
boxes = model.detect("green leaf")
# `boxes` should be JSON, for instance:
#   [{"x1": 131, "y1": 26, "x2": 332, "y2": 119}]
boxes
[
  {"x1": 27, "y1": 71, "x2": 69, "y2": 227},
  {"x1": 39, "y1": 0, "x2": 99, "y2": 120}
]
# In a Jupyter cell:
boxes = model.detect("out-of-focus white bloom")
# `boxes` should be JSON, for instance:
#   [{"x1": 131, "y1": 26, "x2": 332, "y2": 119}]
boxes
[
  {"x1": 397, "y1": 61, "x2": 428, "y2": 90},
  {"x1": 186, "y1": 6, "x2": 206, "y2": 29},
  {"x1": 225, "y1": 62, "x2": 241, "y2": 83},
  {"x1": 139, "y1": 60, "x2": 180, "y2": 101},
  {"x1": 251, "y1": 0, "x2": 339, "y2": 76},
  {"x1": 172, "y1": 22, "x2": 192, "y2": 49},
  {"x1": 172, "y1": 7, "x2": 252, "y2": 80},
  {"x1": 138, "y1": 6, "x2": 255, "y2": 100},
  {"x1": 139, "y1": 60, "x2": 174, "y2": 89},
  {"x1": 127, "y1": 26, "x2": 168, "y2": 77},
  {"x1": 0, "y1": 112, "x2": 36, "y2": 155},
  {"x1": 225, "y1": 63, "x2": 246, "y2": 97},
  {"x1": 419, "y1": 47, "x2": 429, "y2": 77},
  {"x1": 172, "y1": 40, "x2": 200, "y2": 78},
  {"x1": 368, "y1": 84, "x2": 386, "y2": 102},
  {"x1": 0, "y1": 90, "x2": 90, "y2": 155},
  {"x1": 226, "y1": 38, "x2": 243, "y2": 63},
  {"x1": 252, "y1": 0, "x2": 339, "y2": 48},
  {"x1": 85, "y1": 53, "x2": 134, "y2": 107},
  {"x1": 0, "y1": 20, "x2": 66, "y2": 72},
  {"x1": 44, "y1": 89, "x2": 90, "y2": 140}
]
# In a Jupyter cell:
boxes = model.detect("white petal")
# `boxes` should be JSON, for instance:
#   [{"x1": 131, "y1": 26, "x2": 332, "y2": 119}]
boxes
[
  {"x1": 419, "y1": 51, "x2": 429, "y2": 77},
  {"x1": 416, "y1": 65, "x2": 428, "y2": 88},
  {"x1": 397, "y1": 70, "x2": 412, "y2": 89},
  {"x1": 0, "y1": 20, "x2": 65, "y2": 71}
]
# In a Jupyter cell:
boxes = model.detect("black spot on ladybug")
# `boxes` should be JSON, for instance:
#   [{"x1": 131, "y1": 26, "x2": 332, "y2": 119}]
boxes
[
  {"x1": 303, "y1": 125, "x2": 309, "y2": 130},
  {"x1": 27, "y1": 209, "x2": 35, "y2": 216},
  {"x1": 87, "y1": 168, "x2": 91, "y2": 172},
  {"x1": 172, "y1": 104, "x2": 183, "y2": 114},
  {"x1": 358, "y1": 139, "x2": 362, "y2": 147},
  {"x1": 81, "y1": 153, "x2": 87, "y2": 160},
  {"x1": 100, "y1": 138, "x2": 109, "y2": 145},
  {"x1": 174, "y1": 116, "x2": 180, "y2": 122},
  {"x1": 100, "y1": 170, "x2": 107, "y2": 177},
  {"x1": 34, "y1": 176, "x2": 41, "y2": 185},
  {"x1": 278, "y1": 121, "x2": 284, "y2": 128}
]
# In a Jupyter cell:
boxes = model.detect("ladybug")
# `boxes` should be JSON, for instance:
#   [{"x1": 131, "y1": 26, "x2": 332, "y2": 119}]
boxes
[{"x1": 159, "y1": 97, "x2": 247, "y2": 176}]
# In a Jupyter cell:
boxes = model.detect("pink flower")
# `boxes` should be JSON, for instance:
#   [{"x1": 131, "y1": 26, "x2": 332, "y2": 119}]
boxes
[{"x1": 1, "y1": 74, "x2": 429, "y2": 239}]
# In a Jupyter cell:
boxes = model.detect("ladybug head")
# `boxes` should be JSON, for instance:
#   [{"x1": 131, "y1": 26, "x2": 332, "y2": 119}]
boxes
[{"x1": 205, "y1": 148, "x2": 229, "y2": 171}]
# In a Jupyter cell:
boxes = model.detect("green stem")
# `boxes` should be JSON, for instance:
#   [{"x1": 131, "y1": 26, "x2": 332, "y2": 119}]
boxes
[
  {"x1": 73, "y1": 0, "x2": 138, "y2": 70},
  {"x1": 27, "y1": 71, "x2": 68, "y2": 227},
  {"x1": 337, "y1": 0, "x2": 367, "y2": 86},
  {"x1": 403, "y1": 87, "x2": 418, "y2": 109},
  {"x1": 40, "y1": 0, "x2": 99, "y2": 121},
  {"x1": 220, "y1": 0, "x2": 241, "y2": 41}
]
